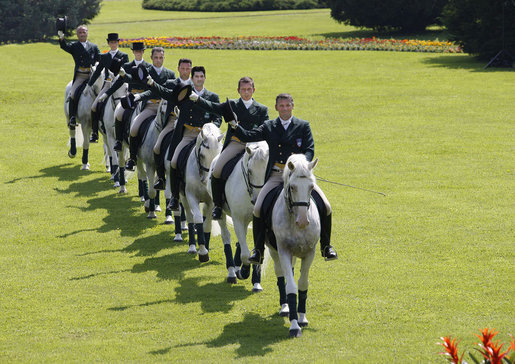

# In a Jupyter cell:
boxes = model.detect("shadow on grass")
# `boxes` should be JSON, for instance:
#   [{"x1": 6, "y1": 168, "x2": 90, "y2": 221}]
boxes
[
  {"x1": 108, "y1": 299, "x2": 175, "y2": 312},
  {"x1": 422, "y1": 54, "x2": 515, "y2": 72},
  {"x1": 174, "y1": 277, "x2": 252, "y2": 313},
  {"x1": 173, "y1": 313, "x2": 290, "y2": 358},
  {"x1": 4, "y1": 163, "x2": 97, "y2": 184},
  {"x1": 70, "y1": 268, "x2": 132, "y2": 281}
]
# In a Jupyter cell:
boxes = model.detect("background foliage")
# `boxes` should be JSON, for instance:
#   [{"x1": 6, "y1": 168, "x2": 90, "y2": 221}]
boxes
[
  {"x1": 0, "y1": 0, "x2": 101, "y2": 43},
  {"x1": 326, "y1": 0, "x2": 449, "y2": 32},
  {"x1": 442, "y1": 0, "x2": 515, "y2": 60},
  {"x1": 142, "y1": 0, "x2": 326, "y2": 12}
]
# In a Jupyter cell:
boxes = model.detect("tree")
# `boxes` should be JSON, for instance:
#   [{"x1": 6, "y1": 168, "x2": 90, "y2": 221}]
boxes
[
  {"x1": 0, "y1": 0, "x2": 102, "y2": 43},
  {"x1": 442, "y1": 0, "x2": 515, "y2": 60},
  {"x1": 327, "y1": 0, "x2": 448, "y2": 32}
]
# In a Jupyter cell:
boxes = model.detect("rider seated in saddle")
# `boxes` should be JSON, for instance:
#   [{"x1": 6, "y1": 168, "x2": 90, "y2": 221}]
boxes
[
  {"x1": 188, "y1": 77, "x2": 268, "y2": 218},
  {"x1": 123, "y1": 47, "x2": 176, "y2": 171},
  {"x1": 147, "y1": 63, "x2": 222, "y2": 201},
  {"x1": 96, "y1": 41, "x2": 149, "y2": 152},
  {"x1": 58, "y1": 24, "x2": 100, "y2": 129},
  {"x1": 224, "y1": 93, "x2": 338, "y2": 264},
  {"x1": 87, "y1": 33, "x2": 129, "y2": 143}
]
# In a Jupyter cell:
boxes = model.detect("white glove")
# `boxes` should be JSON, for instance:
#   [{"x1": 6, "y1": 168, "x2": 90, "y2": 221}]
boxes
[
  {"x1": 98, "y1": 93, "x2": 108, "y2": 103},
  {"x1": 58, "y1": 30, "x2": 64, "y2": 39},
  {"x1": 189, "y1": 92, "x2": 199, "y2": 102},
  {"x1": 146, "y1": 75, "x2": 154, "y2": 86},
  {"x1": 134, "y1": 94, "x2": 141, "y2": 102},
  {"x1": 229, "y1": 120, "x2": 238, "y2": 129},
  {"x1": 118, "y1": 68, "x2": 126, "y2": 77}
]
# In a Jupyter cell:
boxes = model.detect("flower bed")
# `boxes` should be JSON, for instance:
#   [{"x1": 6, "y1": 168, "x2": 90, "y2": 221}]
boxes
[{"x1": 120, "y1": 36, "x2": 462, "y2": 53}]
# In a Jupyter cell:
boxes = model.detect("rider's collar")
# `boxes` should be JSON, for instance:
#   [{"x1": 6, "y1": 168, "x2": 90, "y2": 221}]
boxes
[
  {"x1": 134, "y1": 59, "x2": 143, "y2": 66},
  {"x1": 241, "y1": 98, "x2": 253, "y2": 109},
  {"x1": 153, "y1": 65, "x2": 163, "y2": 75}
]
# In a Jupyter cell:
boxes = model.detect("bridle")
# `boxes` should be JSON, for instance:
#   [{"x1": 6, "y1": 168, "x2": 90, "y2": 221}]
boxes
[
  {"x1": 195, "y1": 140, "x2": 211, "y2": 182},
  {"x1": 284, "y1": 174, "x2": 312, "y2": 213},
  {"x1": 240, "y1": 158, "x2": 265, "y2": 202}
]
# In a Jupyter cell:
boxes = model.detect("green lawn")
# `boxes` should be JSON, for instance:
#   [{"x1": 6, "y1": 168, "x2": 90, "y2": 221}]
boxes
[{"x1": 0, "y1": 1, "x2": 514, "y2": 362}]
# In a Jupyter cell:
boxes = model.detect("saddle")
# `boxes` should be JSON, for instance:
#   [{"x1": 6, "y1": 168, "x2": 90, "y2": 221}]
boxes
[
  {"x1": 220, "y1": 150, "x2": 245, "y2": 181},
  {"x1": 261, "y1": 186, "x2": 327, "y2": 251},
  {"x1": 177, "y1": 139, "x2": 196, "y2": 192},
  {"x1": 72, "y1": 82, "x2": 87, "y2": 103}
]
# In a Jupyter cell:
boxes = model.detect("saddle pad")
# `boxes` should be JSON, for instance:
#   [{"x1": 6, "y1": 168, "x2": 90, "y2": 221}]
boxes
[
  {"x1": 159, "y1": 130, "x2": 174, "y2": 156},
  {"x1": 177, "y1": 139, "x2": 196, "y2": 178},
  {"x1": 221, "y1": 150, "x2": 245, "y2": 181},
  {"x1": 138, "y1": 115, "x2": 154, "y2": 143}
]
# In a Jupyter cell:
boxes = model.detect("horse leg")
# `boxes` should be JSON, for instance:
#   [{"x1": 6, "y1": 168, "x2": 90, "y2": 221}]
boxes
[
  {"x1": 219, "y1": 215, "x2": 236, "y2": 283},
  {"x1": 68, "y1": 128, "x2": 77, "y2": 159},
  {"x1": 233, "y1": 219, "x2": 251, "y2": 280},
  {"x1": 146, "y1": 167, "x2": 157, "y2": 219},
  {"x1": 268, "y1": 248, "x2": 288, "y2": 316},
  {"x1": 81, "y1": 125, "x2": 90, "y2": 170},
  {"x1": 297, "y1": 250, "x2": 315, "y2": 328},
  {"x1": 202, "y1": 203, "x2": 212, "y2": 251},
  {"x1": 179, "y1": 195, "x2": 194, "y2": 250},
  {"x1": 81, "y1": 148, "x2": 90, "y2": 170},
  {"x1": 187, "y1": 192, "x2": 208, "y2": 262},
  {"x1": 277, "y1": 247, "x2": 301, "y2": 338}
]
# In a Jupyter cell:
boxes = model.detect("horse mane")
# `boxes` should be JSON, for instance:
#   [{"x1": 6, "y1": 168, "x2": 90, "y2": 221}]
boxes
[{"x1": 202, "y1": 122, "x2": 222, "y2": 137}]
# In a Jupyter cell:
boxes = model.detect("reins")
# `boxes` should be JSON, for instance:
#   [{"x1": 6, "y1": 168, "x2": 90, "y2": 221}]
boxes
[
  {"x1": 314, "y1": 173, "x2": 386, "y2": 197},
  {"x1": 240, "y1": 158, "x2": 265, "y2": 202}
]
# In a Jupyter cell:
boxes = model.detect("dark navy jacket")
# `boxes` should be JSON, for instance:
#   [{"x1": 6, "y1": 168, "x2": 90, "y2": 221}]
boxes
[
  {"x1": 232, "y1": 116, "x2": 315, "y2": 179},
  {"x1": 88, "y1": 50, "x2": 129, "y2": 87},
  {"x1": 104, "y1": 60, "x2": 151, "y2": 97},
  {"x1": 59, "y1": 38, "x2": 101, "y2": 82}
]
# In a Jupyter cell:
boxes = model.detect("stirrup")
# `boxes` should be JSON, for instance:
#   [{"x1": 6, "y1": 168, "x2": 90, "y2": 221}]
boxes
[
  {"x1": 248, "y1": 249, "x2": 264, "y2": 265},
  {"x1": 322, "y1": 245, "x2": 338, "y2": 261}
]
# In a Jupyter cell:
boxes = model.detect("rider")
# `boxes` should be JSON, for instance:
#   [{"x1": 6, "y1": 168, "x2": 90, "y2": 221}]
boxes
[
  {"x1": 223, "y1": 93, "x2": 338, "y2": 264},
  {"x1": 148, "y1": 64, "x2": 222, "y2": 200},
  {"x1": 87, "y1": 33, "x2": 129, "y2": 143},
  {"x1": 96, "y1": 42, "x2": 149, "y2": 152},
  {"x1": 58, "y1": 25, "x2": 100, "y2": 129},
  {"x1": 187, "y1": 77, "x2": 268, "y2": 216},
  {"x1": 124, "y1": 47, "x2": 175, "y2": 171}
]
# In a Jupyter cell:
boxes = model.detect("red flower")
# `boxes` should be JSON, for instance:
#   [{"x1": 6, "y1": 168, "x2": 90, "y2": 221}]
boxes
[{"x1": 438, "y1": 336, "x2": 464, "y2": 364}]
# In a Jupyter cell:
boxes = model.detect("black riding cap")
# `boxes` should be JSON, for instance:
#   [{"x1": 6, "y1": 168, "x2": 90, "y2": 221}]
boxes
[
  {"x1": 56, "y1": 16, "x2": 67, "y2": 32},
  {"x1": 107, "y1": 33, "x2": 120, "y2": 42},
  {"x1": 131, "y1": 42, "x2": 145, "y2": 51}
]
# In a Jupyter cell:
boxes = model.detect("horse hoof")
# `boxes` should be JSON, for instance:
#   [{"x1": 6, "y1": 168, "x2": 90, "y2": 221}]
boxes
[
  {"x1": 147, "y1": 212, "x2": 157, "y2": 219},
  {"x1": 118, "y1": 186, "x2": 127, "y2": 194},
  {"x1": 114, "y1": 181, "x2": 120, "y2": 188},
  {"x1": 227, "y1": 276, "x2": 237, "y2": 284},
  {"x1": 252, "y1": 283, "x2": 263, "y2": 293},
  {"x1": 164, "y1": 215, "x2": 173, "y2": 225},
  {"x1": 174, "y1": 234, "x2": 183, "y2": 242},
  {"x1": 181, "y1": 221, "x2": 187, "y2": 231},
  {"x1": 289, "y1": 329, "x2": 302, "y2": 338},
  {"x1": 140, "y1": 196, "x2": 146, "y2": 202},
  {"x1": 198, "y1": 253, "x2": 210, "y2": 263},
  {"x1": 299, "y1": 320, "x2": 309, "y2": 328},
  {"x1": 238, "y1": 264, "x2": 251, "y2": 280},
  {"x1": 155, "y1": 205, "x2": 162, "y2": 212},
  {"x1": 68, "y1": 151, "x2": 76, "y2": 159},
  {"x1": 187, "y1": 245, "x2": 197, "y2": 254},
  {"x1": 279, "y1": 303, "x2": 289, "y2": 317},
  {"x1": 81, "y1": 163, "x2": 90, "y2": 170}
]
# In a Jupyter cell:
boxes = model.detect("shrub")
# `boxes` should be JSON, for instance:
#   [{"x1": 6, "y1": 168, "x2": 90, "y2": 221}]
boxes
[
  {"x1": 0, "y1": 0, "x2": 101, "y2": 43},
  {"x1": 142, "y1": 0, "x2": 325, "y2": 12},
  {"x1": 327, "y1": 0, "x2": 448, "y2": 32},
  {"x1": 442, "y1": 0, "x2": 515, "y2": 60}
]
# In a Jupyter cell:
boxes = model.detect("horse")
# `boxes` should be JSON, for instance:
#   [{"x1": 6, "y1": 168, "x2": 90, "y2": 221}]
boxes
[
  {"x1": 98, "y1": 75, "x2": 128, "y2": 187},
  {"x1": 134, "y1": 98, "x2": 170, "y2": 218},
  {"x1": 211, "y1": 142, "x2": 269, "y2": 290},
  {"x1": 267, "y1": 154, "x2": 320, "y2": 338},
  {"x1": 63, "y1": 66, "x2": 104, "y2": 170},
  {"x1": 179, "y1": 123, "x2": 224, "y2": 262}
]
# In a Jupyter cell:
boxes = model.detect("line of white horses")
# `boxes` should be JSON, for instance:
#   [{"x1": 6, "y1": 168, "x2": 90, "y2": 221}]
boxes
[{"x1": 63, "y1": 66, "x2": 323, "y2": 338}]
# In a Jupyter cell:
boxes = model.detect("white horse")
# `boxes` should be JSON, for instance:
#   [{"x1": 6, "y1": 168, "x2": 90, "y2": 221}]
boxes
[
  {"x1": 211, "y1": 142, "x2": 269, "y2": 289},
  {"x1": 98, "y1": 76, "x2": 128, "y2": 187},
  {"x1": 136, "y1": 99, "x2": 169, "y2": 218},
  {"x1": 180, "y1": 123, "x2": 224, "y2": 262},
  {"x1": 64, "y1": 68, "x2": 104, "y2": 169},
  {"x1": 268, "y1": 154, "x2": 320, "y2": 338}
]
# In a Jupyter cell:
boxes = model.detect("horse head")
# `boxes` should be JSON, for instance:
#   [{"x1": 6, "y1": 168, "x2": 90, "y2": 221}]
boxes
[
  {"x1": 154, "y1": 99, "x2": 170, "y2": 132},
  {"x1": 284, "y1": 154, "x2": 318, "y2": 229},
  {"x1": 196, "y1": 123, "x2": 224, "y2": 181},
  {"x1": 243, "y1": 141, "x2": 269, "y2": 200}
]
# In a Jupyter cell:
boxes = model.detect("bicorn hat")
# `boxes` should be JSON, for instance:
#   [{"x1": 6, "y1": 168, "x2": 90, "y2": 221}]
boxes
[
  {"x1": 56, "y1": 16, "x2": 67, "y2": 32},
  {"x1": 170, "y1": 82, "x2": 193, "y2": 105},
  {"x1": 221, "y1": 98, "x2": 237, "y2": 123}
]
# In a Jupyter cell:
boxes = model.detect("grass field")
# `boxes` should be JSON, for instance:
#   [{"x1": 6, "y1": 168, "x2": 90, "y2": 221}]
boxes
[{"x1": 0, "y1": 0, "x2": 514, "y2": 362}]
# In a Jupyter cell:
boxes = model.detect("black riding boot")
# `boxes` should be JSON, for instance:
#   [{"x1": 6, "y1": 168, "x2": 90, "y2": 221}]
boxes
[
  {"x1": 320, "y1": 213, "x2": 338, "y2": 261},
  {"x1": 211, "y1": 176, "x2": 225, "y2": 220},
  {"x1": 125, "y1": 135, "x2": 138, "y2": 171},
  {"x1": 114, "y1": 118, "x2": 124, "y2": 151},
  {"x1": 168, "y1": 167, "x2": 180, "y2": 210},
  {"x1": 90, "y1": 110, "x2": 99, "y2": 142},
  {"x1": 249, "y1": 215, "x2": 266, "y2": 265},
  {"x1": 68, "y1": 98, "x2": 78, "y2": 129},
  {"x1": 153, "y1": 152, "x2": 166, "y2": 190}
]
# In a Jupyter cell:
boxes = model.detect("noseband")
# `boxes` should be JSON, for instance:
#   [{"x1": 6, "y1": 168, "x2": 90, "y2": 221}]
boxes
[{"x1": 241, "y1": 159, "x2": 265, "y2": 202}]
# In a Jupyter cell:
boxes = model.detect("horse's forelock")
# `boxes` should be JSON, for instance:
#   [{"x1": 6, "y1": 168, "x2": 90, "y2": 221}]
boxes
[{"x1": 283, "y1": 154, "x2": 313, "y2": 185}]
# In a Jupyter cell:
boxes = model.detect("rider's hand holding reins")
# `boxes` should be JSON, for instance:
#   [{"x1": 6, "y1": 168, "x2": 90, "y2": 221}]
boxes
[
  {"x1": 118, "y1": 67, "x2": 126, "y2": 78},
  {"x1": 146, "y1": 75, "x2": 154, "y2": 87},
  {"x1": 134, "y1": 93, "x2": 142, "y2": 102}
]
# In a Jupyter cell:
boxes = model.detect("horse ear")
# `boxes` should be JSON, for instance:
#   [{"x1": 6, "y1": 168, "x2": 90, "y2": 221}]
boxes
[
  {"x1": 288, "y1": 161, "x2": 295, "y2": 171},
  {"x1": 200, "y1": 129, "x2": 205, "y2": 139},
  {"x1": 217, "y1": 133, "x2": 225, "y2": 142},
  {"x1": 308, "y1": 157, "x2": 319, "y2": 170},
  {"x1": 245, "y1": 146, "x2": 252, "y2": 154}
]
